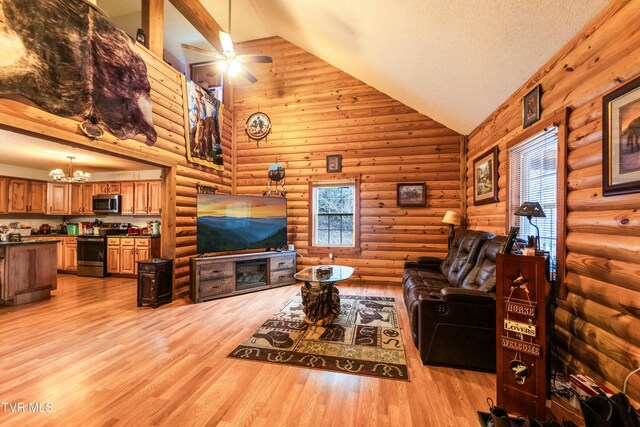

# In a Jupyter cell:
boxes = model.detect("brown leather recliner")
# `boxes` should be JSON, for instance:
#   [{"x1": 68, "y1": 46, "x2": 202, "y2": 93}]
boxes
[{"x1": 403, "y1": 231, "x2": 504, "y2": 372}]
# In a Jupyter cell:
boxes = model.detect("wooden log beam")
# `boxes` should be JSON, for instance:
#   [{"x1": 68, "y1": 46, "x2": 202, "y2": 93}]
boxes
[
  {"x1": 142, "y1": 0, "x2": 164, "y2": 60},
  {"x1": 168, "y1": 0, "x2": 224, "y2": 54}
]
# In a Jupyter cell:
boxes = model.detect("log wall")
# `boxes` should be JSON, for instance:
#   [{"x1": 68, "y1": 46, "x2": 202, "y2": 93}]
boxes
[
  {"x1": 0, "y1": 41, "x2": 232, "y2": 295},
  {"x1": 232, "y1": 37, "x2": 463, "y2": 286},
  {"x1": 466, "y1": 0, "x2": 640, "y2": 402}
]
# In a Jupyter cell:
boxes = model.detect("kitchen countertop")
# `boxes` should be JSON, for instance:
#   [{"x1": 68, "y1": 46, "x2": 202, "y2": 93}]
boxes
[{"x1": 0, "y1": 240, "x2": 60, "y2": 246}]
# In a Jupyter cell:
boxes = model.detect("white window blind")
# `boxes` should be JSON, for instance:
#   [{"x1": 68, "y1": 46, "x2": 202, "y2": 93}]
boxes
[
  {"x1": 509, "y1": 127, "x2": 558, "y2": 277},
  {"x1": 312, "y1": 181, "x2": 355, "y2": 247}
]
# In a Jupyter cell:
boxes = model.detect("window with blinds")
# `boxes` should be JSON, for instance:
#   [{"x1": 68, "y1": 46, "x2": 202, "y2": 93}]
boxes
[
  {"x1": 311, "y1": 181, "x2": 356, "y2": 247},
  {"x1": 508, "y1": 126, "x2": 558, "y2": 278}
]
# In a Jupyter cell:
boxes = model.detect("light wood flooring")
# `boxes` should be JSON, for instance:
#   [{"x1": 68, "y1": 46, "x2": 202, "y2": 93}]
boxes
[{"x1": 0, "y1": 275, "x2": 496, "y2": 426}]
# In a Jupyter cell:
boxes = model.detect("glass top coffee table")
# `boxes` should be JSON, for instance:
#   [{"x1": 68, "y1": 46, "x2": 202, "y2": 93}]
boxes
[{"x1": 294, "y1": 265, "x2": 354, "y2": 326}]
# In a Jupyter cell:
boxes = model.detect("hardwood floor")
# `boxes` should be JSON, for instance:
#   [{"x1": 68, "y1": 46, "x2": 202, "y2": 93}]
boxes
[{"x1": 0, "y1": 275, "x2": 496, "y2": 426}]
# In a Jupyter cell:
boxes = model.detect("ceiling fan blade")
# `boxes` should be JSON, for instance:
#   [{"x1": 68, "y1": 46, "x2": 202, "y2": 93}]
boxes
[
  {"x1": 237, "y1": 54, "x2": 273, "y2": 64},
  {"x1": 238, "y1": 66, "x2": 258, "y2": 84},
  {"x1": 181, "y1": 44, "x2": 225, "y2": 60},
  {"x1": 219, "y1": 31, "x2": 234, "y2": 55}
]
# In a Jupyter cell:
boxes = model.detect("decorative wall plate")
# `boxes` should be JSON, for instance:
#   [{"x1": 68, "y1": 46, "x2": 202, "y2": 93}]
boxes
[{"x1": 245, "y1": 112, "x2": 272, "y2": 141}]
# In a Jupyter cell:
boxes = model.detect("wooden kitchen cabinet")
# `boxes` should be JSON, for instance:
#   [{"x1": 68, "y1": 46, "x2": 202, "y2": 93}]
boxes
[
  {"x1": 8, "y1": 178, "x2": 46, "y2": 213},
  {"x1": 107, "y1": 237, "x2": 160, "y2": 276},
  {"x1": 48, "y1": 183, "x2": 70, "y2": 214},
  {"x1": 63, "y1": 238, "x2": 77, "y2": 272},
  {"x1": 120, "y1": 182, "x2": 135, "y2": 215},
  {"x1": 70, "y1": 183, "x2": 94, "y2": 215},
  {"x1": 134, "y1": 182, "x2": 149, "y2": 214},
  {"x1": 0, "y1": 177, "x2": 6, "y2": 213},
  {"x1": 147, "y1": 181, "x2": 162, "y2": 215},
  {"x1": 94, "y1": 182, "x2": 121, "y2": 195},
  {"x1": 29, "y1": 181, "x2": 47, "y2": 214}
]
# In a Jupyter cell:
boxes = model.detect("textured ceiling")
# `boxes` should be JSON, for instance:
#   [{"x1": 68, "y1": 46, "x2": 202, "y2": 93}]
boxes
[{"x1": 103, "y1": 0, "x2": 609, "y2": 134}]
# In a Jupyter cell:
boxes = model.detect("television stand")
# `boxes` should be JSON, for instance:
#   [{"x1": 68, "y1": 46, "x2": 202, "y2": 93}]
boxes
[{"x1": 190, "y1": 251, "x2": 296, "y2": 303}]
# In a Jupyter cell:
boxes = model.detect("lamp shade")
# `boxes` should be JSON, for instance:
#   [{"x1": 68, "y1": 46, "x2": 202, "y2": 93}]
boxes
[
  {"x1": 514, "y1": 202, "x2": 546, "y2": 218},
  {"x1": 442, "y1": 210, "x2": 461, "y2": 226}
]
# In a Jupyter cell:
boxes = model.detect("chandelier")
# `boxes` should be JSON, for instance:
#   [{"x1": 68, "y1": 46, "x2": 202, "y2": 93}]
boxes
[{"x1": 49, "y1": 156, "x2": 92, "y2": 183}]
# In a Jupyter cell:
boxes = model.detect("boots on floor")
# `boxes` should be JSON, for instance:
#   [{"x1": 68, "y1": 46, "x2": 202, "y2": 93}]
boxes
[
  {"x1": 486, "y1": 398, "x2": 513, "y2": 427},
  {"x1": 579, "y1": 394, "x2": 622, "y2": 427},
  {"x1": 609, "y1": 393, "x2": 640, "y2": 427}
]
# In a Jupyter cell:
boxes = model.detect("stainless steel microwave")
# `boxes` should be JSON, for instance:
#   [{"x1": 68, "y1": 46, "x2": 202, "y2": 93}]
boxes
[{"x1": 92, "y1": 194, "x2": 121, "y2": 214}]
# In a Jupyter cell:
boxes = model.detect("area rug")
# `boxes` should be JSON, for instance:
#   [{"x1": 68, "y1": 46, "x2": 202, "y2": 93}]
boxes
[{"x1": 228, "y1": 295, "x2": 408, "y2": 380}]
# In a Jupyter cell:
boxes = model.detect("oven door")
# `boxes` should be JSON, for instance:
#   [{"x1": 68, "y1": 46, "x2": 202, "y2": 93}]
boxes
[{"x1": 77, "y1": 237, "x2": 107, "y2": 277}]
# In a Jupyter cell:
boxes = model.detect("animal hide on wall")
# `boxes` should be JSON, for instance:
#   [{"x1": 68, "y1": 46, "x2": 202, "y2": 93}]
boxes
[
  {"x1": 0, "y1": 0, "x2": 157, "y2": 144},
  {"x1": 185, "y1": 79, "x2": 223, "y2": 169}
]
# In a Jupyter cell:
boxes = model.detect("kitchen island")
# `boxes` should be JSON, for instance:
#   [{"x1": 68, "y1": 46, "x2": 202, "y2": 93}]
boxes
[{"x1": 0, "y1": 240, "x2": 58, "y2": 305}]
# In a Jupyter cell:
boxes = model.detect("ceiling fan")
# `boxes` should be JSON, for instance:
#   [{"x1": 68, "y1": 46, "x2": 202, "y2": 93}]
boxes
[{"x1": 181, "y1": 0, "x2": 272, "y2": 84}]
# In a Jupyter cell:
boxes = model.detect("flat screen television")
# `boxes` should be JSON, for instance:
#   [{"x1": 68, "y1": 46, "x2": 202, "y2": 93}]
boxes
[{"x1": 197, "y1": 194, "x2": 287, "y2": 253}]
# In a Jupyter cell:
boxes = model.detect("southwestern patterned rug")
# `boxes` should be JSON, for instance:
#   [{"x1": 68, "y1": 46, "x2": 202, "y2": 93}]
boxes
[{"x1": 228, "y1": 294, "x2": 408, "y2": 380}]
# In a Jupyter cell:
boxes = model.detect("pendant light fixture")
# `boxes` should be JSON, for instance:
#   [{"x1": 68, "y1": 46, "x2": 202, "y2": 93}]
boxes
[{"x1": 49, "y1": 156, "x2": 92, "y2": 183}]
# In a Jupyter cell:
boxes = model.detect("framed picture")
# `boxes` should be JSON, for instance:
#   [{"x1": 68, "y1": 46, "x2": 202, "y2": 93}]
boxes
[
  {"x1": 523, "y1": 85, "x2": 541, "y2": 128},
  {"x1": 473, "y1": 146, "x2": 498, "y2": 205},
  {"x1": 603, "y1": 75, "x2": 640, "y2": 196},
  {"x1": 326, "y1": 154, "x2": 342, "y2": 173},
  {"x1": 397, "y1": 183, "x2": 426, "y2": 207}
]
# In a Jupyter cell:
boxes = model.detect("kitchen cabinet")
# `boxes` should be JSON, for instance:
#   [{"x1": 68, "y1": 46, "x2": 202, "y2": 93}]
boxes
[
  {"x1": 107, "y1": 237, "x2": 160, "y2": 276},
  {"x1": 0, "y1": 177, "x2": 6, "y2": 213},
  {"x1": 147, "y1": 181, "x2": 162, "y2": 215},
  {"x1": 63, "y1": 238, "x2": 77, "y2": 272},
  {"x1": 48, "y1": 183, "x2": 70, "y2": 214},
  {"x1": 8, "y1": 179, "x2": 46, "y2": 213},
  {"x1": 120, "y1": 182, "x2": 135, "y2": 215},
  {"x1": 134, "y1": 182, "x2": 149, "y2": 214},
  {"x1": 70, "y1": 183, "x2": 94, "y2": 215},
  {"x1": 94, "y1": 182, "x2": 121, "y2": 195},
  {"x1": 0, "y1": 241, "x2": 57, "y2": 305},
  {"x1": 133, "y1": 181, "x2": 162, "y2": 215},
  {"x1": 29, "y1": 181, "x2": 47, "y2": 214}
]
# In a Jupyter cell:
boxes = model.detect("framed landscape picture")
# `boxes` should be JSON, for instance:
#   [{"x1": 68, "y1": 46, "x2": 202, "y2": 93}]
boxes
[
  {"x1": 473, "y1": 146, "x2": 498, "y2": 205},
  {"x1": 603, "y1": 75, "x2": 640, "y2": 196},
  {"x1": 397, "y1": 183, "x2": 426, "y2": 207}
]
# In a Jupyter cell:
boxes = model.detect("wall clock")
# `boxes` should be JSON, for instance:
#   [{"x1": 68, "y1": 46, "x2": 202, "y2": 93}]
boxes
[{"x1": 245, "y1": 112, "x2": 272, "y2": 141}]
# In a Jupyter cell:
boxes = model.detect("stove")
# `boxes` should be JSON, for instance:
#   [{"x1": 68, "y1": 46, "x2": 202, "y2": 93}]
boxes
[{"x1": 77, "y1": 223, "x2": 129, "y2": 277}]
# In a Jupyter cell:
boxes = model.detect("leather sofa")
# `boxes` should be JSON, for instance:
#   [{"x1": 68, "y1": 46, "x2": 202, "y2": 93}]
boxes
[{"x1": 402, "y1": 230, "x2": 506, "y2": 372}]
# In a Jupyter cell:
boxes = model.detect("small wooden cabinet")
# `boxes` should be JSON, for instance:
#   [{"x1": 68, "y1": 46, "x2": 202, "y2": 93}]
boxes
[
  {"x1": 137, "y1": 258, "x2": 173, "y2": 308},
  {"x1": 48, "y1": 183, "x2": 70, "y2": 214},
  {"x1": 70, "y1": 183, "x2": 94, "y2": 215},
  {"x1": 107, "y1": 237, "x2": 160, "y2": 276},
  {"x1": 120, "y1": 182, "x2": 135, "y2": 215},
  {"x1": 190, "y1": 251, "x2": 296, "y2": 303},
  {"x1": 94, "y1": 182, "x2": 121, "y2": 195}
]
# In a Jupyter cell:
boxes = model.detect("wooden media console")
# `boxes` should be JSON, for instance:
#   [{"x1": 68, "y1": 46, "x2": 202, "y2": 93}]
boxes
[{"x1": 190, "y1": 251, "x2": 296, "y2": 303}]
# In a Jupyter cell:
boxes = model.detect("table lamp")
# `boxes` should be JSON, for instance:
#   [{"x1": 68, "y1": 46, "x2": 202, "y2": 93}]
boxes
[
  {"x1": 442, "y1": 210, "x2": 461, "y2": 250},
  {"x1": 514, "y1": 202, "x2": 546, "y2": 251}
]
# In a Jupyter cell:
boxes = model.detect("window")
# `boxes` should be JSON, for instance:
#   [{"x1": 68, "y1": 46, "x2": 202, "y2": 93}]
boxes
[
  {"x1": 309, "y1": 179, "x2": 360, "y2": 253},
  {"x1": 509, "y1": 127, "x2": 558, "y2": 279}
]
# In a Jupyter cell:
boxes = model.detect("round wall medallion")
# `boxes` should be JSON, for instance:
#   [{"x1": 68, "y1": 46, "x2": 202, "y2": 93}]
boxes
[
  {"x1": 245, "y1": 112, "x2": 272, "y2": 141},
  {"x1": 268, "y1": 162, "x2": 285, "y2": 182}
]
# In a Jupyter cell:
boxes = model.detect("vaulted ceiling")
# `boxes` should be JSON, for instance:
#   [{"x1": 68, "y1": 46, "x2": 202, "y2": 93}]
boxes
[{"x1": 99, "y1": 0, "x2": 609, "y2": 135}]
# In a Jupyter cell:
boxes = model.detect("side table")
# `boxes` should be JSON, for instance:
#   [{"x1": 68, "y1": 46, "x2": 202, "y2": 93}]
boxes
[{"x1": 137, "y1": 258, "x2": 173, "y2": 308}]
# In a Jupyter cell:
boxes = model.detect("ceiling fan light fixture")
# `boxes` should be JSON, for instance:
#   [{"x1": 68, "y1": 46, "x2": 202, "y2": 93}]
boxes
[
  {"x1": 217, "y1": 61, "x2": 228, "y2": 72},
  {"x1": 228, "y1": 60, "x2": 241, "y2": 76}
]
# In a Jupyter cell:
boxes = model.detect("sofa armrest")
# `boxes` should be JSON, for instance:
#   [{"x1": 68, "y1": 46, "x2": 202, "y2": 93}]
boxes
[{"x1": 440, "y1": 287, "x2": 495, "y2": 304}]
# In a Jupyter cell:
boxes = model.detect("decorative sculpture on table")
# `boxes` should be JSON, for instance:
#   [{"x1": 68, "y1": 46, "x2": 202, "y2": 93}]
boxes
[{"x1": 0, "y1": 0, "x2": 157, "y2": 143}]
